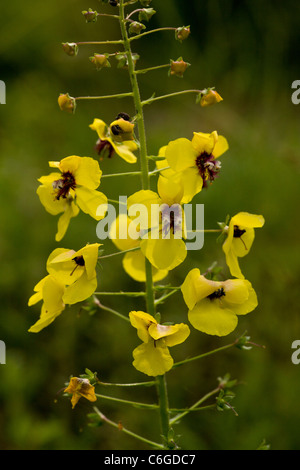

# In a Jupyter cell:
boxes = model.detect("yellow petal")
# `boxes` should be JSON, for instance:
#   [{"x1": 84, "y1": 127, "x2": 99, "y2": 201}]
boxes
[
  {"x1": 132, "y1": 342, "x2": 174, "y2": 376},
  {"x1": 47, "y1": 248, "x2": 84, "y2": 284},
  {"x1": 181, "y1": 268, "x2": 219, "y2": 310},
  {"x1": 56, "y1": 201, "x2": 80, "y2": 242},
  {"x1": 222, "y1": 279, "x2": 251, "y2": 304},
  {"x1": 110, "y1": 215, "x2": 140, "y2": 252},
  {"x1": 177, "y1": 167, "x2": 203, "y2": 204},
  {"x1": 129, "y1": 310, "x2": 157, "y2": 343},
  {"x1": 188, "y1": 298, "x2": 238, "y2": 337},
  {"x1": 157, "y1": 175, "x2": 184, "y2": 206},
  {"x1": 225, "y1": 249, "x2": 244, "y2": 279},
  {"x1": 140, "y1": 238, "x2": 187, "y2": 271},
  {"x1": 75, "y1": 157, "x2": 102, "y2": 189},
  {"x1": 58, "y1": 156, "x2": 81, "y2": 175},
  {"x1": 122, "y1": 250, "x2": 168, "y2": 283},
  {"x1": 63, "y1": 271, "x2": 97, "y2": 305},
  {"x1": 192, "y1": 131, "x2": 218, "y2": 156},
  {"x1": 212, "y1": 135, "x2": 229, "y2": 159},
  {"x1": 149, "y1": 323, "x2": 190, "y2": 347},
  {"x1": 224, "y1": 280, "x2": 258, "y2": 316},
  {"x1": 128, "y1": 190, "x2": 161, "y2": 232},
  {"x1": 110, "y1": 139, "x2": 138, "y2": 164},
  {"x1": 165, "y1": 138, "x2": 197, "y2": 172},
  {"x1": 37, "y1": 174, "x2": 67, "y2": 216},
  {"x1": 76, "y1": 243, "x2": 100, "y2": 280},
  {"x1": 76, "y1": 186, "x2": 108, "y2": 220},
  {"x1": 89, "y1": 118, "x2": 108, "y2": 140},
  {"x1": 232, "y1": 212, "x2": 265, "y2": 228}
]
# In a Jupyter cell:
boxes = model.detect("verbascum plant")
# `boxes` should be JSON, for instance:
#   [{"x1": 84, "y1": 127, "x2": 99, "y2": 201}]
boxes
[{"x1": 28, "y1": 0, "x2": 265, "y2": 450}]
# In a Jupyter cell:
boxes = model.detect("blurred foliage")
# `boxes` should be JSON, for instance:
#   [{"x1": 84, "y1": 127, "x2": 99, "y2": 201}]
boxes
[{"x1": 0, "y1": 0, "x2": 300, "y2": 450}]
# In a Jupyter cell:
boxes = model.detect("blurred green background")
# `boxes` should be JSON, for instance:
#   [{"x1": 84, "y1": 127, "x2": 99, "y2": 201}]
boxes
[{"x1": 0, "y1": 0, "x2": 299, "y2": 450}]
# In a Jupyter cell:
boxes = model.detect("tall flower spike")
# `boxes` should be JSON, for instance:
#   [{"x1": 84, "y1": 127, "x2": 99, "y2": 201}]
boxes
[
  {"x1": 222, "y1": 212, "x2": 265, "y2": 279},
  {"x1": 181, "y1": 268, "x2": 258, "y2": 337},
  {"x1": 129, "y1": 311, "x2": 190, "y2": 376},
  {"x1": 37, "y1": 156, "x2": 107, "y2": 241}
]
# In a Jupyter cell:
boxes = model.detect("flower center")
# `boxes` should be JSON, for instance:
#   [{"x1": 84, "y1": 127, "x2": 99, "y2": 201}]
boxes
[
  {"x1": 207, "y1": 287, "x2": 225, "y2": 300},
  {"x1": 161, "y1": 204, "x2": 182, "y2": 238},
  {"x1": 70, "y1": 255, "x2": 85, "y2": 276},
  {"x1": 195, "y1": 152, "x2": 222, "y2": 187},
  {"x1": 53, "y1": 171, "x2": 76, "y2": 200},
  {"x1": 233, "y1": 225, "x2": 248, "y2": 250},
  {"x1": 95, "y1": 139, "x2": 114, "y2": 159}
]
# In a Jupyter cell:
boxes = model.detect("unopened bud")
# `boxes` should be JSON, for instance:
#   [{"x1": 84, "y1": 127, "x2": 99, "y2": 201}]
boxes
[
  {"x1": 82, "y1": 8, "x2": 98, "y2": 23},
  {"x1": 90, "y1": 53, "x2": 111, "y2": 70},
  {"x1": 62, "y1": 42, "x2": 78, "y2": 57},
  {"x1": 175, "y1": 26, "x2": 191, "y2": 42},
  {"x1": 138, "y1": 8, "x2": 156, "y2": 22},
  {"x1": 197, "y1": 88, "x2": 223, "y2": 107},
  {"x1": 58, "y1": 93, "x2": 76, "y2": 114},
  {"x1": 129, "y1": 21, "x2": 146, "y2": 36},
  {"x1": 169, "y1": 58, "x2": 190, "y2": 78}
]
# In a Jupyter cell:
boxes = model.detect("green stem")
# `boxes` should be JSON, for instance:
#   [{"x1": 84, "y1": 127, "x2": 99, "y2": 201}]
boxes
[
  {"x1": 94, "y1": 291, "x2": 146, "y2": 297},
  {"x1": 98, "y1": 380, "x2": 155, "y2": 388},
  {"x1": 135, "y1": 64, "x2": 170, "y2": 75},
  {"x1": 75, "y1": 92, "x2": 133, "y2": 101},
  {"x1": 99, "y1": 246, "x2": 140, "y2": 259},
  {"x1": 76, "y1": 40, "x2": 124, "y2": 46},
  {"x1": 172, "y1": 341, "x2": 238, "y2": 369},
  {"x1": 101, "y1": 170, "x2": 142, "y2": 178},
  {"x1": 94, "y1": 407, "x2": 165, "y2": 449},
  {"x1": 119, "y1": 0, "x2": 170, "y2": 448},
  {"x1": 170, "y1": 388, "x2": 220, "y2": 425},
  {"x1": 95, "y1": 393, "x2": 159, "y2": 410},
  {"x1": 142, "y1": 89, "x2": 204, "y2": 106},
  {"x1": 129, "y1": 27, "x2": 176, "y2": 42},
  {"x1": 93, "y1": 298, "x2": 130, "y2": 323}
]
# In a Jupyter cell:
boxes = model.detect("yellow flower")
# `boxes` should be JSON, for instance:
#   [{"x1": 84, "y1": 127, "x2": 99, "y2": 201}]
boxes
[
  {"x1": 109, "y1": 214, "x2": 168, "y2": 282},
  {"x1": 163, "y1": 130, "x2": 229, "y2": 202},
  {"x1": 64, "y1": 377, "x2": 97, "y2": 408},
  {"x1": 199, "y1": 89, "x2": 223, "y2": 107},
  {"x1": 129, "y1": 311, "x2": 190, "y2": 376},
  {"x1": 47, "y1": 243, "x2": 100, "y2": 304},
  {"x1": 28, "y1": 244, "x2": 100, "y2": 332},
  {"x1": 90, "y1": 116, "x2": 138, "y2": 164},
  {"x1": 222, "y1": 212, "x2": 265, "y2": 279},
  {"x1": 28, "y1": 275, "x2": 65, "y2": 333},
  {"x1": 181, "y1": 268, "x2": 258, "y2": 337},
  {"x1": 37, "y1": 155, "x2": 107, "y2": 241},
  {"x1": 127, "y1": 176, "x2": 187, "y2": 271}
]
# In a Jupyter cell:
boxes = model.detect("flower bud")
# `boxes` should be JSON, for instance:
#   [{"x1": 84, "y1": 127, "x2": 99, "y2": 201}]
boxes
[
  {"x1": 58, "y1": 93, "x2": 76, "y2": 114},
  {"x1": 82, "y1": 8, "x2": 98, "y2": 23},
  {"x1": 90, "y1": 53, "x2": 111, "y2": 71},
  {"x1": 169, "y1": 58, "x2": 190, "y2": 78},
  {"x1": 129, "y1": 21, "x2": 146, "y2": 36},
  {"x1": 197, "y1": 88, "x2": 223, "y2": 107},
  {"x1": 62, "y1": 42, "x2": 78, "y2": 57},
  {"x1": 138, "y1": 8, "x2": 156, "y2": 22},
  {"x1": 115, "y1": 52, "x2": 139, "y2": 68},
  {"x1": 175, "y1": 26, "x2": 191, "y2": 42}
]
